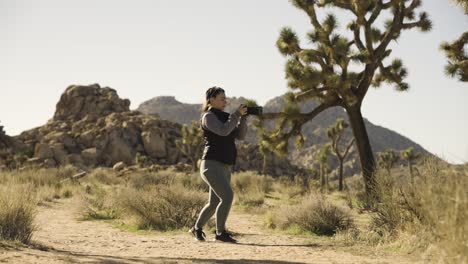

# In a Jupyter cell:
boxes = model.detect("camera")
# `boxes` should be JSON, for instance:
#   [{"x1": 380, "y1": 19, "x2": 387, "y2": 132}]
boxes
[{"x1": 246, "y1": 106, "x2": 263, "y2": 116}]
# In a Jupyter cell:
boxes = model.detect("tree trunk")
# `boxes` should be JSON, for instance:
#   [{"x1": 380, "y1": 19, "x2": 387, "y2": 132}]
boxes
[
  {"x1": 320, "y1": 166, "x2": 326, "y2": 191},
  {"x1": 192, "y1": 158, "x2": 198, "y2": 172},
  {"x1": 338, "y1": 158, "x2": 344, "y2": 191},
  {"x1": 346, "y1": 105, "x2": 376, "y2": 196}
]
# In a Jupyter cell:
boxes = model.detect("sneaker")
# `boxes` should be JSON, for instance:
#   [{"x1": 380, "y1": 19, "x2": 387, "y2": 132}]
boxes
[
  {"x1": 214, "y1": 231, "x2": 237, "y2": 243},
  {"x1": 189, "y1": 227, "x2": 206, "y2": 241}
]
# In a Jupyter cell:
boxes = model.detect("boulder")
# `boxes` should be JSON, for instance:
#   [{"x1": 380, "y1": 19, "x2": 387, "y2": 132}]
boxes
[
  {"x1": 34, "y1": 143, "x2": 54, "y2": 159},
  {"x1": 142, "y1": 129, "x2": 167, "y2": 158},
  {"x1": 65, "y1": 154, "x2": 84, "y2": 166},
  {"x1": 113, "y1": 161, "x2": 125, "y2": 171},
  {"x1": 106, "y1": 131, "x2": 135, "y2": 165},
  {"x1": 51, "y1": 143, "x2": 67, "y2": 165},
  {"x1": 81, "y1": 148, "x2": 100, "y2": 166},
  {"x1": 43, "y1": 158, "x2": 57, "y2": 168},
  {"x1": 54, "y1": 84, "x2": 130, "y2": 121}
]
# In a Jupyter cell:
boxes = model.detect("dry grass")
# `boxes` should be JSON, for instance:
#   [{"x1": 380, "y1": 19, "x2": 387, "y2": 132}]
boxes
[
  {"x1": 80, "y1": 183, "x2": 123, "y2": 220},
  {"x1": 128, "y1": 170, "x2": 207, "y2": 192},
  {"x1": 232, "y1": 171, "x2": 273, "y2": 207},
  {"x1": 120, "y1": 184, "x2": 206, "y2": 230},
  {"x1": 1, "y1": 156, "x2": 465, "y2": 263},
  {"x1": 337, "y1": 157, "x2": 467, "y2": 262},
  {"x1": 0, "y1": 183, "x2": 37, "y2": 243},
  {"x1": 265, "y1": 192, "x2": 354, "y2": 236},
  {"x1": 0, "y1": 166, "x2": 82, "y2": 244}
]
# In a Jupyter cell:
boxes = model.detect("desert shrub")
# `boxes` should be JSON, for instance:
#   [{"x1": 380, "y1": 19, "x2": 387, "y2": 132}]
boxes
[
  {"x1": 129, "y1": 171, "x2": 174, "y2": 190},
  {"x1": 62, "y1": 189, "x2": 73, "y2": 198},
  {"x1": 267, "y1": 193, "x2": 353, "y2": 236},
  {"x1": 0, "y1": 167, "x2": 81, "y2": 204},
  {"x1": 178, "y1": 172, "x2": 209, "y2": 192},
  {"x1": 121, "y1": 184, "x2": 205, "y2": 230},
  {"x1": 346, "y1": 157, "x2": 468, "y2": 262},
  {"x1": 0, "y1": 184, "x2": 36, "y2": 243},
  {"x1": 0, "y1": 166, "x2": 77, "y2": 188},
  {"x1": 81, "y1": 184, "x2": 122, "y2": 220},
  {"x1": 271, "y1": 175, "x2": 309, "y2": 199},
  {"x1": 88, "y1": 168, "x2": 122, "y2": 185},
  {"x1": 232, "y1": 171, "x2": 273, "y2": 206}
]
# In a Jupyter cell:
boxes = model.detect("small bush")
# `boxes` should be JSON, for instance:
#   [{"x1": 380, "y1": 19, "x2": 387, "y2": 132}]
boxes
[
  {"x1": 178, "y1": 172, "x2": 209, "y2": 192},
  {"x1": 232, "y1": 172, "x2": 272, "y2": 207},
  {"x1": 272, "y1": 176, "x2": 308, "y2": 199},
  {"x1": 62, "y1": 189, "x2": 73, "y2": 198},
  {"x1": 36, "y1": 185, "x2": 62, "y2": 203},
  {"x1": 121, "y1": 184, "x2": 206, "y2": 230},
  {"x1": 268, "y1": 193, "x2": 354, "y2": 236},
  {"x1": 129, "y1": 171, "x2": 174, "y2": 190},
  {"x1": 0, "y1": 184, "x2": 36, "y2": 243},
  {"x1": 0, "y1": 166, "x2": 77, "y2": 188},
  {"x1": 81, "y1": 184, "x2": 122, "y2": 220},
  {"x1": 88, "y1": 168, "x2": 122, "y2": 185}
]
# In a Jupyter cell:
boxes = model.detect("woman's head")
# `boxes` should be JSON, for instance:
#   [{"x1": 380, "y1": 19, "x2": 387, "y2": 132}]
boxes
[{"x1": 202, "y1": 86, "x2": 226, "y2": 112}]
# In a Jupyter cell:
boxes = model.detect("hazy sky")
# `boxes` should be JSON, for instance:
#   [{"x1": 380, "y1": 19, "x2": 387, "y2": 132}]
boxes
[{"x1": 1, "y1": 0, "x2": 467, "y2": 163}]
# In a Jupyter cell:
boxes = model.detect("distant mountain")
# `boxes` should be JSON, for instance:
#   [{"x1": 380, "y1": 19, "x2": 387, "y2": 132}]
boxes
[
  {"x1": 137, "y1": 95, "x2": 430, "y2": 176},
  {"x1": 136, "y1": 96, "x2": 250, "y2": 124}
]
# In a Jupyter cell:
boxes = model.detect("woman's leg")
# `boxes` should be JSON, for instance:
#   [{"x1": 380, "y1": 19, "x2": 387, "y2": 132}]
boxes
[
  {"x1": 196, "y1": 160, "x2": 233, "y2": 233},
  {"x1": 194, "y1": 187, "x2": 220, "y2": 229},
  {"x1": 217, "y1": 164, "x2": 233, "y2": 233}
]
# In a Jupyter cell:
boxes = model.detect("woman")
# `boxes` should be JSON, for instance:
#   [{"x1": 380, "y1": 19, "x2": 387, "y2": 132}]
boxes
[{"x1": 189, "y1": 86, "x2": 248, "y2": 243}]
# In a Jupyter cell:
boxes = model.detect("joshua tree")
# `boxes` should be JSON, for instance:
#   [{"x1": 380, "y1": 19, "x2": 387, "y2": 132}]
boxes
[
  {"x1": 258, "y1": 0, "x2": 432, "y2": 197},
  {"x1": 450, "y1": 0, "x2": 468, "y2": 13},
  {"x1": 326, "y1": 118, "x2": 355, "y2": 191},
  {"x1": 401, "y1": 147, "x2": 419, "y2": 179},
  {"x1": 441, "y1": 0, "x2": 467, "y2": 81},
  {"x1": 259, "y1": 144, "x2": 269, "y2": 175},
  {"x1": 378, "y1": 149, "x2": 399, "y2": 176},
  {"x1": 318, "y1": 143, "x2": 331, "y2": 191},
  {"x1": 175, "y1": 121, "x2": 204, "y2": 171}
]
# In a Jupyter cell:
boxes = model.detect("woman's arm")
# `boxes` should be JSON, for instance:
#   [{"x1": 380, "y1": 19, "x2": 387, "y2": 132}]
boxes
[
  {"x1": 236, "y1": 116, "x2": 247, "y2": 140},
  {"x1": 202, "y1": 111, "x2": 242, "y2": 136}
]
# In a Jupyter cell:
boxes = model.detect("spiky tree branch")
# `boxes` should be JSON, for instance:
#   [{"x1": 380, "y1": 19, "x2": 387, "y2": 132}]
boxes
[
  {"x1": 441, "y1": 30, "x2": 467, "y2": 82},
  {"x1": 378, "y1": 149, "x2": 399, "y2": 176},
  {"x1": 444, "y1": 0, "x2": 468, "y2": 82}
]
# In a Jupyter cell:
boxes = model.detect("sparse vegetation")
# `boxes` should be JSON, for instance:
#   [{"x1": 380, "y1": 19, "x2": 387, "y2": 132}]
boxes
[
  {"x1": 232, "y1": 171, "x2": 273, "y2": 207},
  {"x1": 121, "y1": 184, "x2": 206, "y2": 230},
  {"x1": 0, "y1": 183, "x2": 37, "y2": 243},
  {"x1": 0, "y1": 157, "x2": 465, "y2": 263},
  {"x1": 337, "y1": 157, "x2": 468, "y2": 263},
  {"x1": 266, "y1": 193, "x2": 353, "y2": 236},
  {"x1": 80, "y1": 183, "x2": 122, "y2": 220}
]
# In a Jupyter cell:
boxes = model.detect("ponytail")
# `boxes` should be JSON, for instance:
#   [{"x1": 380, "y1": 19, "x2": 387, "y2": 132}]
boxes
[{"x1": 201, "y1": 99, "x2": 210, "y2": 113}]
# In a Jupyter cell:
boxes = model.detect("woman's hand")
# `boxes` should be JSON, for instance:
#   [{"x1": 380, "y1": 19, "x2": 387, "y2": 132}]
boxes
[{"x1": 238, "y1": 105, "x2": 248, "y2": 116}]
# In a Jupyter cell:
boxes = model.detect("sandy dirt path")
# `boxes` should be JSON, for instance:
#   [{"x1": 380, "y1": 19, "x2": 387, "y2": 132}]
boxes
[{"x1": 0, "y1": 198, "x2": 421, "y2": 263}]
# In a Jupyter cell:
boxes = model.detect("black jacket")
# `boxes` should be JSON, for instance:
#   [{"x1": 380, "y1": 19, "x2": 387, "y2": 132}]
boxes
[{"x1": 200, "y1": 107, "x2": 241, "y2": 165}]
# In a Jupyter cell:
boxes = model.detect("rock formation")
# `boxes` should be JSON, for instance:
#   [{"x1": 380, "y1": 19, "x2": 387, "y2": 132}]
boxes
[{"x1": 6, "y1": 84, "x2": 302, "y2": 177}]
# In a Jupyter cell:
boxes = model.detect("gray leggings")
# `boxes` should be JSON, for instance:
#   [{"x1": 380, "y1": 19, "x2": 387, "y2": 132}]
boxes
[{"x1": 195, "y1": 159, "x2": 233, "y2": 233}]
